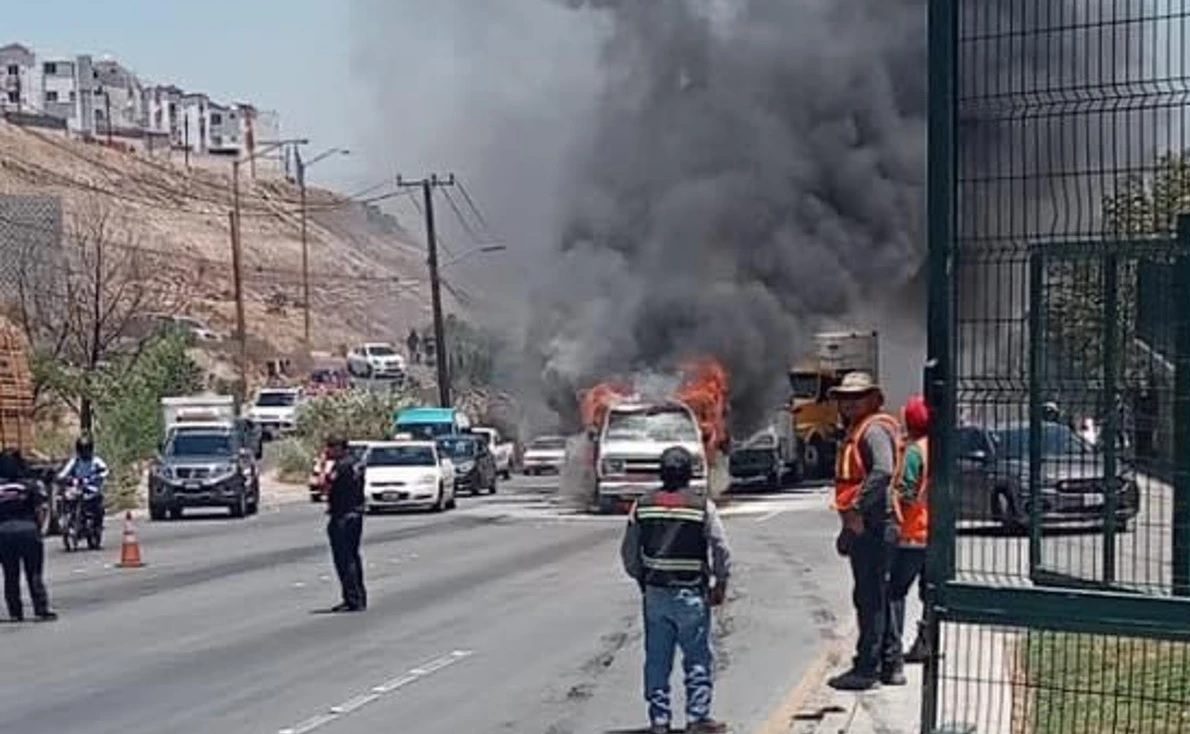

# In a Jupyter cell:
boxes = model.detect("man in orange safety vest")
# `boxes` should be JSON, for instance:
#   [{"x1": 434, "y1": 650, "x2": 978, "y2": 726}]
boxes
[{"x1": 827, "y1": 372, "x2": 900, "y2": 691}]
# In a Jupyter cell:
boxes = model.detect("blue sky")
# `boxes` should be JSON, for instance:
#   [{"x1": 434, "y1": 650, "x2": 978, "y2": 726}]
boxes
[{"x1": 6, "y1": 0, "x2": 361, "y2": 189}]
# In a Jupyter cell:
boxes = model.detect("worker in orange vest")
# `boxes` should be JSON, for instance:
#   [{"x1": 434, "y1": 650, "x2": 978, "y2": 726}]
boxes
[
  {"x1": 885, "y1": 395, "x2": 932, "y2": 677},
  {"x1": 827, "y1": 371, "x2": 901, "y2": 691}
]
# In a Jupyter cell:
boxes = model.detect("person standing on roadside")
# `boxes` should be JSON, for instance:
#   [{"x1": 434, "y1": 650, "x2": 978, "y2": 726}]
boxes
[
  {"x1": 827, "y1": 371, "x2": 900, "y2": 691},
  {"x1": 621, "y1": 447, "x2": 732, "y2": 734},
  {"x1": 324, "y1": 437, "x2": 366, "y2": 612},
  {"x1": 406, "y1": 328, "x2": 421, "y2": 365},
  {"x1": 0, "y1": 449, "x2": 56, "y2": 622},
  {"x1": 887, "y1": 395, "x2": 932, "y2": 669}
]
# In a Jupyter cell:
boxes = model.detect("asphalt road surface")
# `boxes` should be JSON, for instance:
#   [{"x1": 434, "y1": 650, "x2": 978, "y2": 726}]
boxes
[{"x1": 0, "y1": 476, "x2": 851, "y2": 734}]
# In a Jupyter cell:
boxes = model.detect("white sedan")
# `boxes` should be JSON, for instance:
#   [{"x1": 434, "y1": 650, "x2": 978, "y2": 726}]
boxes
[
  {"x1": 362, "y1": 441, "x2": 456, "y2": 513},
  {"x1": 522, "y1": 435, "x2": 567, "y2": 475}
]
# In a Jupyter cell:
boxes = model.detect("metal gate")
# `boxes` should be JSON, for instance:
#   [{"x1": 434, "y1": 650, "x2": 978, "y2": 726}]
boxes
[{"x1": 925, "y1": 2, "x2": 1190, "y2": 732}]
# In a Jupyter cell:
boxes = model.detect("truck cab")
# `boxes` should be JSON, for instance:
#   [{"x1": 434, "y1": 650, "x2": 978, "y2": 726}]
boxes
[{"x1": 594, "y1": 401, "x2": 708, "y2": 513}]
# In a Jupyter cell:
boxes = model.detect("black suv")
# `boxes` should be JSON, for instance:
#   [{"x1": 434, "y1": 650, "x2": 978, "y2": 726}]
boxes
[{"x1": 149, "y1": 425, "x2": 261, "y2": 520}]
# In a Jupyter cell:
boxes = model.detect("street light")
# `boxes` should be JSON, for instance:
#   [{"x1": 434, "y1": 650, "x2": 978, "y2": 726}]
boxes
[
  {"x1": 229, "y1": 137, "x2": 308, "y2": 403},
  {"x1": 297, "y1": 146, "x2": 351, "y2": 347}
]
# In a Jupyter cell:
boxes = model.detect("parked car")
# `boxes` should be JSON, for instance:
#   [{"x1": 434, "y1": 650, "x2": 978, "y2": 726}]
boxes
[
  {"x1": 308, "y1": 440, "x2": 372, "y2": 503},
  {"x1": 522, "y1": 435, "x2": 567, "y2": 475},
  {"x1": 470, "y1": 426, "x2": 514, "y2": 479},
  {"x1": 148, "y1": 425, "x2": 260, "y2": 520},
  {"x1": 361, "y1": 440, "x2": 456, "y2": 512},
  {"x1": 728, "y1": 422, "x2": 799, "y2": 490},
  {"x1": 438, "y1": 434, "x2": 498, "y2": 495},
  {"x1": 347, "y1": 342, "x2": 407, "y2": 380},
  {"x1": 956, "y1": 421, "x2": 1140, "y2": 532},
  {"x1": 246, "y1": 387, "x2": 303, "y2": 439}
]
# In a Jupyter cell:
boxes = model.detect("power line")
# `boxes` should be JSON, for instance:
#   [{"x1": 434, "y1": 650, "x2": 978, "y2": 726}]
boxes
[
  {"x1": 441, "y1": 188, "x2": 486, "y2": 244},
  {"x1": 456, "y1": 178, "x2": 494, "y2": 237}
]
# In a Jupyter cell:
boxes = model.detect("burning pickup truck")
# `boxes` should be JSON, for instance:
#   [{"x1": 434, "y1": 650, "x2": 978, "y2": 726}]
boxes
[{"x1": 579, "y1": 360, "x2": 729, "y2": 513}]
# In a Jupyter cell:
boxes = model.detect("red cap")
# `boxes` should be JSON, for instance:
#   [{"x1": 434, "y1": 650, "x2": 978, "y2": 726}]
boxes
[{"x1": 903, "y1": 395, "x2": 931, "y2": 435}]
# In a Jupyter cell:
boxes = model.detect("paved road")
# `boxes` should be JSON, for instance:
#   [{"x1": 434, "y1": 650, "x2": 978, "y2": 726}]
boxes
[{"x1": 1, "y1": 477, "x2": 850, "y2": 734}]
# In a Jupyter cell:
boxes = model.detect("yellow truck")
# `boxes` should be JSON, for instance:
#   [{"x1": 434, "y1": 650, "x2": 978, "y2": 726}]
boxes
[{"x1": 787, "y1": 330, "x2": 879, "y2": 480}]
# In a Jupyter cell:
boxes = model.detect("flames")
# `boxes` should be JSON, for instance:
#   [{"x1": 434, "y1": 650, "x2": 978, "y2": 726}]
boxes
[
  {"x1": 676, "y1": 359, "x2": 730, "y2": 458},
  {"x1": 579, "y1": 380, "x2": 633, "y2": 430},
  {"x1": 576, "y1": 358, "x2": 731, "y2": 460}
]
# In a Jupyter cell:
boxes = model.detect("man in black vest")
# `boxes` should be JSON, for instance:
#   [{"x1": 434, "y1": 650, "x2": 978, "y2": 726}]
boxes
[
  {"x1": 621, "y1": 447, "x2": 732, "y2": 734},
  {"x1": 0, "y1": 449, "x2": 56, "y2": 622},
  {"x1": 324, "y1": 437, "x2": 367, "y2": 612}
]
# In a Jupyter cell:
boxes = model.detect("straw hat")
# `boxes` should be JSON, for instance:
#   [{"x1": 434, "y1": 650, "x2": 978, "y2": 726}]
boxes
[{"x1": 828, "y1": 371, "x2": 882, "y2": 398}]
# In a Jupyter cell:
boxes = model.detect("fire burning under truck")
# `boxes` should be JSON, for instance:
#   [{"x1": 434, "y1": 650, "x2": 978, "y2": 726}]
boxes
[{"x1": 577, "y1": 359, "x2": 730, "y2": 514}]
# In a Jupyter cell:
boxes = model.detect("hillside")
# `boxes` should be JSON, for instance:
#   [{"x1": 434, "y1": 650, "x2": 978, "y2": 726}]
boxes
[{"x1": 0, "y1": 119, "x2": 438, "y2": 362}]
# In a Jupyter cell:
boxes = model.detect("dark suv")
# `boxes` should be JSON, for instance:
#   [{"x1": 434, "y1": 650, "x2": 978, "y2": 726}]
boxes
[
  {"x1": 149, "y1": 425, "x2": 260, "y2": 520},
  {"x1": 956, "y1": 421, "x2": 1140, "y2": 532}
]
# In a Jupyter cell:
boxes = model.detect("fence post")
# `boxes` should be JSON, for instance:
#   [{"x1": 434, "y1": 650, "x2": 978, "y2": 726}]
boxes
[{"x1": 1173, "y1": 215, "x2": 1190, "y2": 596}]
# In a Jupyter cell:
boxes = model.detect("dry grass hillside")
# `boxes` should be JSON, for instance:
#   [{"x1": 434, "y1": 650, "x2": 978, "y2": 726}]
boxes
[{"x1": 0, "y1": 119, "x2": 438, "y2": 362}]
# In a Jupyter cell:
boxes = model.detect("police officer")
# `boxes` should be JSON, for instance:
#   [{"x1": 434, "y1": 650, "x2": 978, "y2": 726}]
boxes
[
  {"x1": 621, "y1": 447, "x2": 732, "y2": 734},
  {"x1": 0, "y1": 449, "x2": 56, "y2": 622},
  {"x1": 323, "y1": 437, "x2": 366, "y2": 612}
]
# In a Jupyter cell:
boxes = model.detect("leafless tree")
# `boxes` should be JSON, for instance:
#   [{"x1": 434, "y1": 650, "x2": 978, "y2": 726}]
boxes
[{"x1": 12, "y1": 198, "x2": 190, "y2": 430}]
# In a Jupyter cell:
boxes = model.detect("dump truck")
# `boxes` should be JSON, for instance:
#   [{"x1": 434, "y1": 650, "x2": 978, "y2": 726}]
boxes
[{"x1": 787, "y1": 330, "x2": 879, "y2": 480}]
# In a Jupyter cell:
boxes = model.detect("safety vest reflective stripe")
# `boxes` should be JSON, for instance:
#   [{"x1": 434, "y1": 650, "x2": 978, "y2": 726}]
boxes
[
  {"x1": 635, "y1": 507, "x2": 706, "y2": 523},
  {"x1": 833, "y1": 412, "x2": 900, "y2": 512},
  {"x1": 642, "y1": 553, "x2": 705, "y2": 572}
]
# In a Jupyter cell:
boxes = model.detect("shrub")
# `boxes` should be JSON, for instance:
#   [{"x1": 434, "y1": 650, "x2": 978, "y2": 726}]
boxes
[
  {"x1": 273, "y1": 437, "x2": 315, "y2": 484},
  {"x1": 295, "y1": 388, "x2": 419, "y2": 447}
]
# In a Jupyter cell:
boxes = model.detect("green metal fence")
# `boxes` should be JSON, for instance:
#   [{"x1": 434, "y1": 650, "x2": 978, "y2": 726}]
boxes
[{"x1": 926, "y1": 2, "x2": 1190, "y2": 732}]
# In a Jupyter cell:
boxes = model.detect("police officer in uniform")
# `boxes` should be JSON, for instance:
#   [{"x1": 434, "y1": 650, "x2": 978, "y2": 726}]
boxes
[
  {"x1": 621, "y1": 447, "x2": 732, "y2": 734},
  {"x1": 0, "y1": 449, "x2": 56, "y2": 622},
  {"x1": 323, "y1": 437, "x2": 367, "y2": 612}
]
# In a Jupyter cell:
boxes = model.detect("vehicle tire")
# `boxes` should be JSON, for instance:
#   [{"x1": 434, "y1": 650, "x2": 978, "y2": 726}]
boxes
[
  {"x1": 803, "y1": 438, "x2": 829, "y2": 480},
  {"x1": 149, "y1": 504, "x2": 166, "y2": 521},
  {"x1": 446, "y1": 492, "x2": 457, "y2": 510},
  {"x1": 87, "y1": 525, "x2": 102, "y2": 551},
  {"x1": 433, "y1": 484, "x2": 447, "y2": 513},
  {"x1": 310, "y1": 492, "x2": 322, "y2": 504},
  {"x1": 62, "y1": 516, "x2": 77, "y2": 552},
  {"x1": 230, "y1": 493, "x2": 247, "y2": 518},
  {"x1": 597, "y1": 495, "x2": 618, "y2": 515},
  {"x1": 169, "y1": 506, "x2": 184, "y2": 521},
  {"x1": 765, "y1": 468, "x2": 781, "y2": 492},
  {"x1": 500, "y1": 468, "x2": 511, "y2": 480},
  {"x1": 489, "y1": 475, "x2": 498, "y2": 495}
]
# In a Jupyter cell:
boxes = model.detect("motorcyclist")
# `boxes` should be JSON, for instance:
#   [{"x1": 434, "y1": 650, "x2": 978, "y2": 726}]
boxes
[{"x1": 58, "y1": 436, "x2": 109, "y2": 525}]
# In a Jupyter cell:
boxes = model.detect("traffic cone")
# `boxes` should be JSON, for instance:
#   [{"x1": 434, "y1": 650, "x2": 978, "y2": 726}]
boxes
[{"x1": 117, "y1": 511, "x2": 145, "y2": 568}]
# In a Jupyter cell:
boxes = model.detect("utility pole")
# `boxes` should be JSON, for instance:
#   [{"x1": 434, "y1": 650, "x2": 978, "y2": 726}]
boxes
[
  {"x1": 183, "y1": 114, "x2": 190, "y2": 169},
  {"x1": 298, "y1": 150, "x2": 310, "y2": 347},
  {"x1": 104, "y1": 91, "x2": 113, "y2": 145},
  {"x1": 397, "y1": 173, "x2": 455, "y2": 408},
  {"x1": 229, "y1": 176, "x2": 247, "y2": 405}
]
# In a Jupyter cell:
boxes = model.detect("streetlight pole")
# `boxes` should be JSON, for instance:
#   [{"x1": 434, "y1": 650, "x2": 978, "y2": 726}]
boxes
[
  {"x1": 296, "y1": 147, "x2": 349, "y2": 349},
  {"x1": 228, "y1": 137, "x2": 307, "y2": 403}
]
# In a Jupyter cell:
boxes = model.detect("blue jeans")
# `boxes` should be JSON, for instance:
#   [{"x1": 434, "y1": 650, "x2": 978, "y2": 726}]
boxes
[{"x1": 643, "y1": 585, "x2": 714, "y2": 726}]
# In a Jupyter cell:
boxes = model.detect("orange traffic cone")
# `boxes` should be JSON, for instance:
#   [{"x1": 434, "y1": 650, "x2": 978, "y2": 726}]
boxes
[{"x1": 117, "y1": 511, "x2": 145, "y2": 568}]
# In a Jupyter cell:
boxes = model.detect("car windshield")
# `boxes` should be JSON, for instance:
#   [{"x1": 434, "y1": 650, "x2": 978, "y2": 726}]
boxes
[
  {"x1": 439, "y1": 438, "x2": 477, "y2": 458},
  {"x1": 348, "y1": 444, "x2": 369, "y2": 461},
  {"x1": 256, "y1": 392, "x2": 296, "y2": 407},
  {"x1": 605, "y1": 409, "x2": 701, "y2": 442},
  {"x1": 993, "y1": 424, "x2": 1088, "y2": 460},
  {"x1": 368, "y1": 345, "x2": 396, "y2": 356},
  {"x1": 788, "y1": 372, "x2": 820, "y2": 399},
  {"x1": 167, "y1": 433, "x2": 232, "y2": 457},
  {"x1": 367, "y1": 445, "x2": 436, "y2": 467},
  {"x1": 402, "y1": 423, "x2": 454, "y2": 440},
  {"x1": 530, "y1": 438, "x2": 566, "y2": 450}
]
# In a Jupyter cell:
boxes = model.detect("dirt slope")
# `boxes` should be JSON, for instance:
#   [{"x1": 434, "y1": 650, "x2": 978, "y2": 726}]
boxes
[{"x1": 0, "y1": 119, "x2": 437, "y2": 359}]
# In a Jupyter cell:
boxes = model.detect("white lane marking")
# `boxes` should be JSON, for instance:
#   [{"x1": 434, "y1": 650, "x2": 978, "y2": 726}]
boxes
[{"x1": 277, "y1": 650, "x2": 473, "y2": 734}]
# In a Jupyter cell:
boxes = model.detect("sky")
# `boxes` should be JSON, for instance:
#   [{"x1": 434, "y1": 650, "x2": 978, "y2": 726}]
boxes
[{"x1": 5, "y1": 0, "x2": 361, "y2": 191}]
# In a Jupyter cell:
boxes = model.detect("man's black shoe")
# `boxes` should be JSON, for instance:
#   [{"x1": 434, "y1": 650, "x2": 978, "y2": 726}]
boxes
[
  {"x1": 331, "y1": 603, "x2": 365, "y2": 613},
  {"x1": 34, "y1": 610, "x2": 58, "y2": 622},
  {"x1": 881, "y1": 666, "x2": 907, "y2": 686},
  {"x1": 827, "y1": 669, "x2": 881, "y2": 691}
]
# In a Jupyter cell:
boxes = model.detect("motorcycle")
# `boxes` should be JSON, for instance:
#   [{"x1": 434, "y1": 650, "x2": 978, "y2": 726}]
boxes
[{"x1": 57, "y1": 478, "x2": 104, "y2": 552}]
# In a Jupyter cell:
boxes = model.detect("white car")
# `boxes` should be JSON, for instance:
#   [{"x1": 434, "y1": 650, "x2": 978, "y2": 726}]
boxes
[
  {"x1": 470, "y1": 426, "x2": 514, "y2": 479},
  {"x1": 362, "y1": 441, "x2": 456, "y2": 512},
  {"x1": 347, "y1": 342, "x2": 407, "y2": 380},
  {"x1": 522, "y1": 435, "x2": 567, "y2": 475},
  {"x1": 246, "y1": 388, "x2": 303, "y2": 439}
]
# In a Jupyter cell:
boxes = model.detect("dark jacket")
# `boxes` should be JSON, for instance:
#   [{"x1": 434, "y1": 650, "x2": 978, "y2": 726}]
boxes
[
  {"x1": 326, "y1": 456, "x2": 364, "y2": 516},
  {"x1": 0, "y1": 480, "x2": 47, "y2": 523}
]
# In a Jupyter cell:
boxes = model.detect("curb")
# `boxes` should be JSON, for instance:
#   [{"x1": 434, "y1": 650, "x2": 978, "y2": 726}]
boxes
[{"x1": 754, "y1": 621, "x2": 855, "y2": 734}]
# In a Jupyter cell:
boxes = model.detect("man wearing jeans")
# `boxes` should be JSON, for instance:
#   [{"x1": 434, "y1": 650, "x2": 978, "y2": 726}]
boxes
[
  {"x1": 324, "y1": 437, "x2": 367, "y2": 612},
  {"x1": 621, "y1": 447, "x2": 732, "y2": 734}
]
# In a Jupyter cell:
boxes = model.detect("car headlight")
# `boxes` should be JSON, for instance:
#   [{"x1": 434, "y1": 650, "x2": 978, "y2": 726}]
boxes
[
  {"x1": 419, "y1": 474, "x2": 440, "y2": 485},
  {"x1": 154, "y1": 465, "x2": 174, "y2": 480},
  {"x1": 602, "y1": 458, "x2": 626, "y2": 475},
  {"x1": 211, "y1": 464, "x2": 238, "y2": 482},
  {"x1": 457, "y1": 461, "x2": 476, "y2": 474}
]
